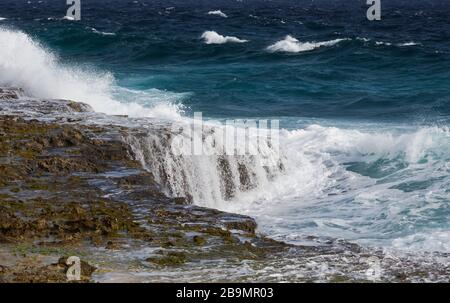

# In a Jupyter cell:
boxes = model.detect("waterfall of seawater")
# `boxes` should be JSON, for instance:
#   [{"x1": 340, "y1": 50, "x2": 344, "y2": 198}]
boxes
[{"x1": 124, "y1": 121, "x2": 285, "y2": 208}]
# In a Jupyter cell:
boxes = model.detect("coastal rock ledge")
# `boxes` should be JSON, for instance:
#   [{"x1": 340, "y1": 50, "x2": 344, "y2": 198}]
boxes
[
  {"x1": 0, "y1": 88, "x2": 448, "y2": 283},
  {"x1": 0, "y1": 87, "x2": 287, "y2": 283}
]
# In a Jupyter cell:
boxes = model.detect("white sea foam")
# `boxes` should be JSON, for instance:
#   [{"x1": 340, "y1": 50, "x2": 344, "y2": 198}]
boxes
[
  {"x1": 267, "y1": 35, "x2": 348, "y2": 53},
  {"x1": 356, "y1": 37, "x2": 370, "y2": 42},
  {"x1": 215, "y1": 125, "x2": 450, "y2": 252},
  {"x1": 392, "y1": 230, "x2": 450, "y2": 252},
  {"x1": 47, "y1": 16, "x2": 73, "y2": 21},
  {"x1": 207, "y1": 10, "x2": 228, "y2": 18},
  {"x1": 91, "y1": 27, "x2": 116, "y2": 36},
  {"x1": 397, "y1": 41, "x2": 420, "y2": 47},
  {"x1": 130, "y1": 119, "x2": 450, "y2": 253},
  {"x1": 62, "y1": 16, "x2": 75, "y2": 21},
  {"x1": 0, "y1": 17, "x2": 7, "y2": 21},
  {"x1": 0, "y1": 27, "x2": 184, "y2": 119},
  {"x1": 376, "y1": 41, "x2": 419, "y2": 47},
  {"x1": 375, "y1": 41, "x2": 392, "y2": 46},
  {"x1": 201, "y1": 31, "x2": 248, "y2": 44},
  {"x1": 358, "y1": 37, "x2": 420, "y2": 47}
]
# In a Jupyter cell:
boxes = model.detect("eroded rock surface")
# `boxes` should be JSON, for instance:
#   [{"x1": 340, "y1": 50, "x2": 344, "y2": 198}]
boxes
[{"x1": 0, "y1": 88, "x2": 289, "y2": 283}]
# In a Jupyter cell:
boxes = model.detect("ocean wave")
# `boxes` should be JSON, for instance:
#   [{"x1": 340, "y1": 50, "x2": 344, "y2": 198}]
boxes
[
  {"x1": 218, "y1": 124, "x2": 445, "y2": 207},
  {"x1": 0, "y1": 27, "x2": 183, "y2": 119},
  {"x1": 358, "y1": 37, "x2": 420, "y2": 47},
  {"x1": 62, "y1": 16, "x2": 76, "y2": 21},
  {"x1": 267, "y1": 35, "x2": 349, "y2": 53},
  {"x1": 375, "y1": 41, "x2": 392, "y2": 46},
  {"x1": 256, "y1": 125, "x2": 449, "y2": 252},
  {"x1": 201, "y1": 31, "x2": 248, "y2": 44},
  {"x1": 392, "y1": 230, "x2": 450, "y2": 252},
  {"x1": 207, "y1": 10, "x2": 228, "y2": 18},
  {"x1": 90, "y1": 27, "x2": 116, "y2": 36},
  {"x1": 356, "y1": 37, "x2": 370, "y2": 42},
  {"x1": 376, "y1": 41, "x2": 420, "y2": 47},
  {"x1": 47, "y1": 16, "x2": 77, "y2": 21},
  {"x1": 397, "y1": 42, "x2": 420, "y2": 47},
  {"x1": 0, "y1": 17, "x2": 7, "y2": 21}
]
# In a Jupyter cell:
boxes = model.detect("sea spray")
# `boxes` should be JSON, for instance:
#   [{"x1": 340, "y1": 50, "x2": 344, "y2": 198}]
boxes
[{"x1": 0, "y1": 27, "x2": 183, "y2": 119}]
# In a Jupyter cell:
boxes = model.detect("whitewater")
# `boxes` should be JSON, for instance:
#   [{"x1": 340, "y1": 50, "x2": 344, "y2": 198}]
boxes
[
  {"x1": 0, "y1": 27, "x2": 184, "y2": 120},
  {"x1": 267, "y1": 35, "x2": 349, "y2": 53},
  {"x1": 1, "y1": 26, "x2": 449, "y2": 255}
]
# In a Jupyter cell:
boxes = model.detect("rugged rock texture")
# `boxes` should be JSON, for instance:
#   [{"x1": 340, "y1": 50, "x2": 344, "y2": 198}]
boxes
[{"x1": 0, "y1": 88, "x2": 289, "y2": 283}]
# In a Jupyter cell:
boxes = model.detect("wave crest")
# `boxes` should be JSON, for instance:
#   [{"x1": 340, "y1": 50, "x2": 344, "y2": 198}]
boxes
[
  {"x1": 201, "y1": 31, "x2": 248, "y2": 44},
  {"x1": 0, "y1": 27, "x2": 183, "y2": 119},
  {"x1": 207, "y1": 10, "x2": 228, "y2": 18},
  {"x1": 267, "y1": 35, "x2": 349, "y2": 53}
]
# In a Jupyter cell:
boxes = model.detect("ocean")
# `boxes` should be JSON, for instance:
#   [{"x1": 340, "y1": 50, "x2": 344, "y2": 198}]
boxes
[{"x1": 1, "y1": 0, "x2": 449, "y2": 256}]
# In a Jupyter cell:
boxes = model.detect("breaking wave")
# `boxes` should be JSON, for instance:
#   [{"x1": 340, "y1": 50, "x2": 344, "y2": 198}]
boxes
[
  {"x1": 357, "y1": 37, "x2": 421, "y2": 47},
  {"x1": 0, "y1": 27, "x2": 183, "y2": 119},
  {"x1": 207, "y1": 10, "x2": 228, "y2": 18},
  {"x1": 267, "y1": 35, "x2": 349, "y2": 53},
  {"x1": 90, "y1": 27, "x2": 116, "y2": 36},
  {"x1": 201, "y1": 31, "x2": 248, "y2": 44},
  {"x1": 126, "y1": 120, "x2": 450, "y2": 253}
]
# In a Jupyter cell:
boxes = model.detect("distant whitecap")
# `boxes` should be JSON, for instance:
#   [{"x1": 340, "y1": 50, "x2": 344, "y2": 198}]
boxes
[
  {"x1": 267, "y1": 35, "x2": 349, "y2": 53},
  {"x1": 207, "y1": 10, "x2": 228, "y2": 18},
  {"x1": 201, "y1": 31, "x2": 247, "y2": 44}
]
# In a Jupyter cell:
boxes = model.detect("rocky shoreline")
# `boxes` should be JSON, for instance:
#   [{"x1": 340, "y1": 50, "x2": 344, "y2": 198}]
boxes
[
  {"x1": 0, "y1": 87, "x2": 448, "y2": 283},
  {"x1": 0, "y1": 87, "x2": 291, "y2": 282}
]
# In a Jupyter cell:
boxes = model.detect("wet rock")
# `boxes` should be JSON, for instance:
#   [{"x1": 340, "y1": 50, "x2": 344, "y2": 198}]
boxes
[
  {"x1": 224, "y1": 219, "x2": 257, "y2": 235},
  {"x1": 36, "y1": 157, "x2": 97, "y2": 173},
  {"x1": 0, "y1": 256, "x2": 96, "y2": 283},
  {"x1": 0, "y1": 198, "x2": 148, "y2": 244},
  {"x1": 105, "y1": 240, "x2": 122, "y2": 250},
  {"x1": 0, "y1": 88, "x2": 23, "y2": 100},
  {"x1": 146, "y1": 251, "x2": 187, "y2": 266},
  {"x1": 193, "y1": 235, "x2": 206, "y2": 246},
  {"x1": 66, "y1": 101, "x2": 92, "y2": 113}
]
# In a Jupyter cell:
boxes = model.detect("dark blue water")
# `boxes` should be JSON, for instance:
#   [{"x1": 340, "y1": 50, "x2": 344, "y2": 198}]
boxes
[
  {"x1": 2, "y1": 0, "x2": 450, "y2": 123},
  {"x1": 1, "y1": 0, "x2": 450, "y2": 253}
]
